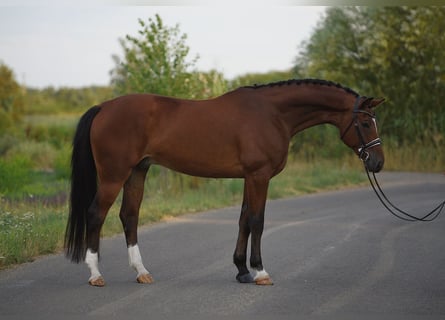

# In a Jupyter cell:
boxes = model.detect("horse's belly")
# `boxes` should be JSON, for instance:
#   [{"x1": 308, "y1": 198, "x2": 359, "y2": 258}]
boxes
[{"x1": 150, "y1": 151, "x2": 244, "y2": 179}]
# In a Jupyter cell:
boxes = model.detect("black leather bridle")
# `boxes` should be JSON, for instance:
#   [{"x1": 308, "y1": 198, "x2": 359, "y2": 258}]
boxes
[{"x1": 341, "y1": 96, "x2": 382, "y2": 162}]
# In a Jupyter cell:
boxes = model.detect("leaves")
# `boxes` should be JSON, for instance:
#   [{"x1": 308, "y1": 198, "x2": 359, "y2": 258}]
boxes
[
  {"x1": 111, "y1": 14, "x2": 196, "y2": 98},
  {"x1": 296, "y1": 7, "x2": 445, "y2": 144},
  {"x1": 0, "y1": 63, "x2": 24, "y2": 134},
  {"x1": 111, "y1": 14, "x2": 227, "y2": 100}
]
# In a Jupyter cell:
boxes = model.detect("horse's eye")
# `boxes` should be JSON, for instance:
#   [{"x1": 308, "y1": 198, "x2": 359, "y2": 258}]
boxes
[{"x1": 362, "y1": 122, "x2": 370, "y2": 128}]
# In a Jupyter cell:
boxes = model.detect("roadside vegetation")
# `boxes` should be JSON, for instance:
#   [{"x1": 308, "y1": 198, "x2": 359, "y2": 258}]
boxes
[{"x1": 1, "y1": 8, "x2": 444, "y2": 268}]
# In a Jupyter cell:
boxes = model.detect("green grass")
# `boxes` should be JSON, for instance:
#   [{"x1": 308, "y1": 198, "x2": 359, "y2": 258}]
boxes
[{"x1": 0, "y1": 202, "x2": 66, "y2": 267}]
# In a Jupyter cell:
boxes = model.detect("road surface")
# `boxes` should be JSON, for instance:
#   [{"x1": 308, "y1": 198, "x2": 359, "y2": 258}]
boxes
[{"x1": 1, "y1": 172, "x2": 444, "y2": 317}]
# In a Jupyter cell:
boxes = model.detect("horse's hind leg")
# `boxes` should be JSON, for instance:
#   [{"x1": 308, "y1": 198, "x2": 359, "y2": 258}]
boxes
[
  {"x1": 86, "y1": 181, "x2": 123, "y2": 287},
  {"x1": 234, "y1": 183, "x2": 254, "y2": 283},
  {"x1": 120, "y1": 158, "x2": 153, "y2": 284}
]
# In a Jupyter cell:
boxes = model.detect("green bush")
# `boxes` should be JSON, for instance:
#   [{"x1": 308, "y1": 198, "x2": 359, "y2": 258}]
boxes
[
  {"x1": 25, "y1": 123, "x2": 74, "y2": 149},
  {"x1": 0, "y1": 155, "x2": 32, "y2": 195},
  {"x1": 291, "y1": 125, "x2": 349, "y2": 161},
  {"x1": 0, "y1": 108, "x2": 13, "y2": 135},
  {"x1": 0, "y1": 134, "x2": 18, "y2": 156},
  {"x1": 47, "y1": 125, "x2": 74, "y2": 148},
  {"x1": 6, "y1": 141, "x2": 57, "y2": 171}
]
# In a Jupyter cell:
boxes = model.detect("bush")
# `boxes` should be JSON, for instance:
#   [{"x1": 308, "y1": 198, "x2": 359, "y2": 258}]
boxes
[
  {"x1": 0, "y1": 108, "x2": 13, "y2": 135},
  {"x1": 0, "y1": 134, "x2": 18, "y2": 156},
  {"x1": 25, "y1": 123, "x2": 74, "y2": 149},
  {"x1": 290, "y1": 124, "x2": 349, "y2": 161},
  {"x1": 0, "y1": 155, "x2": 32, "y2": 195},
  {"x1": 6, "y1": 141, "x2": 57, "y2": 171}
]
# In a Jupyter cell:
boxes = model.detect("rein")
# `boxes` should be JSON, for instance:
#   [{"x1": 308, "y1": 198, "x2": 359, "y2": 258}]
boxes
[
  {"x1": 364, "y1": 168, "x2": 445, "y2": 222},
  {"x1": 348, "y1": 96, "x2": 445, "y2": 222}
]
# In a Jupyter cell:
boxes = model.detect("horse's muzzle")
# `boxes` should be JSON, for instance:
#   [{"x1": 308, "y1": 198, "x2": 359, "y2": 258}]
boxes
[{"x1": 364, "y1": 154, "x2": 384, "y2": 173}]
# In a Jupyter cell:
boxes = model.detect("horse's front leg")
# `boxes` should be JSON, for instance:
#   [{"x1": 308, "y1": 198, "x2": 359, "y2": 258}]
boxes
[
  {"x1": 249, "y1": 209, "x2": 273, "y2": 285},
  {"x1": 235, "y1": 174, "x2": 273, "y2": 285},
  {"x1": 120, "y1": 162, "x2": 153, "y2": 284}
]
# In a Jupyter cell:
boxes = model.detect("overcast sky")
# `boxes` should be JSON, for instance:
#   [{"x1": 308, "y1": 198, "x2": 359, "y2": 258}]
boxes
[{"x1": 0, "y1": 6, "x2": 326, "y2": 88}]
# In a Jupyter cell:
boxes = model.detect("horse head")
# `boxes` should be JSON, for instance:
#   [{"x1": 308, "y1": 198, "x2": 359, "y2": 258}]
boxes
[{"x1": 341, "y1": 96, "x2": 385, "y2": 173}]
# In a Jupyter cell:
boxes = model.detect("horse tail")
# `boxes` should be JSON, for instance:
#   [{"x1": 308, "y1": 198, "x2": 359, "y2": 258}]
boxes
[{"x1": 65, "y1": 106, "x2": 101, "y2": 263}]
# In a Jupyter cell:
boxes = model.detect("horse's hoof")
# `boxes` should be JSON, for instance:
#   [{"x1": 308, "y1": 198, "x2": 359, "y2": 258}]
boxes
[
  {"x1": 137, "y1": 273, "x2": 154, "y2": 284},
  {"x1": 236, "y1": 272, "x2": 254, "y2": 283},
  {"x1": 89, "y1": 276, "x2": 105, "y2": 287},
  {"x1": 255, "y1": 277, "x2": 274, "y2": 285}
]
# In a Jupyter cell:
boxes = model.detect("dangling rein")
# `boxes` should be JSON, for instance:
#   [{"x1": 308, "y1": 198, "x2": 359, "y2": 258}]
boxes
[{"x1": 364, "y1": 167, "x2": 445, "y2": 222}]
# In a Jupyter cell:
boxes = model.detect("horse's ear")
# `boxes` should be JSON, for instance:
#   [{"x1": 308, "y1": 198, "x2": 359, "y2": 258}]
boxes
[{"x1": 369, "y1": 98, "x2": 385, "y2": 108}]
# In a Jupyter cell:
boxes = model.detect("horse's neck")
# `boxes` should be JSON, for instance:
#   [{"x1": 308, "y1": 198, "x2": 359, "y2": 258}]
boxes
[{"x1": 262, "y1": 85, "x2": 355, "y2": 136}]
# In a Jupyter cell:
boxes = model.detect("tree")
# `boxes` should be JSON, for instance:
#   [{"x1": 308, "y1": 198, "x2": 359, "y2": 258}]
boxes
[
  {"x1": 295, "y1": 7, "x2": 445, "y2": 145},
  {"x1": 111, "y1": 14, "x2": 226, "y2": 99},
  {"x1": 111, "y1": 14, "x2": 194, "y2": 96},
  {"x1": 0, "y1": 62, "x2": 24, "y2": 134}
]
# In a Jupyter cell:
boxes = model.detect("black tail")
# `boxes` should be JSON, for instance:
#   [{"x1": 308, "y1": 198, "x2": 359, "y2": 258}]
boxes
[{"x1": 64, "y1": 106, "x2": 101, "y2": 263}]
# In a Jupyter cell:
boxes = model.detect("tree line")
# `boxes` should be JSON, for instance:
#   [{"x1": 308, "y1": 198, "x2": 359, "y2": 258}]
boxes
[{"x1": 1, "y1": 8, "x2": 443, "y2": 150}]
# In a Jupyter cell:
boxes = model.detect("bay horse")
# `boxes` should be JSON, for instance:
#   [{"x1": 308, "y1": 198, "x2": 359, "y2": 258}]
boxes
[{"x1": 65, "y1": 79, "x2": 385, "y2": 286}]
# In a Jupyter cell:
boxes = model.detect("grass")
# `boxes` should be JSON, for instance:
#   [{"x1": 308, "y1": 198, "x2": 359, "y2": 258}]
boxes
[
  {"x1": 0, "y1": 158, "x2": 367, "y2": 269},
  {"x1": 0, "y1": 203, "x2": 66, "y2": 267},
  {"x1": 382, "y1": 143, "x2": 445, "y2": 173}
]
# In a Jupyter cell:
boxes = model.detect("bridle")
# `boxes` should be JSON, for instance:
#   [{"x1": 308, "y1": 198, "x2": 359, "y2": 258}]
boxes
[
  {"x1": 343, "y1": 96, "x2": 444, "y2": 222},
  {"x1": 341, "y1": 96, "x2": 381, "y2": 162}
]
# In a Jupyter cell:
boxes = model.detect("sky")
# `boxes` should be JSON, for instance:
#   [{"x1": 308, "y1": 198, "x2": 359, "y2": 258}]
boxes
[{"x1": 0, "y1": 5, "x2": 326, "y2": 88}]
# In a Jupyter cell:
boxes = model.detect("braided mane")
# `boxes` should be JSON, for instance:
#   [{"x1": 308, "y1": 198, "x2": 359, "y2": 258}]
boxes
[{"x1": 243, "y1": 78, "x2": 359, "y2": 97}]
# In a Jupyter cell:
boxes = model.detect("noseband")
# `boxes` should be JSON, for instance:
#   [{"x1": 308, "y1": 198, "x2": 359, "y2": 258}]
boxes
[{"x1": 341, "y1": 96, "x2": 381, "y2": 161}]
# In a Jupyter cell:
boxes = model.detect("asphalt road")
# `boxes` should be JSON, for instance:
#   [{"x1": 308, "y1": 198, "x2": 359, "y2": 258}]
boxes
[{"x1": 1, "y1": 172, "x2": 444, "y2": 318}]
